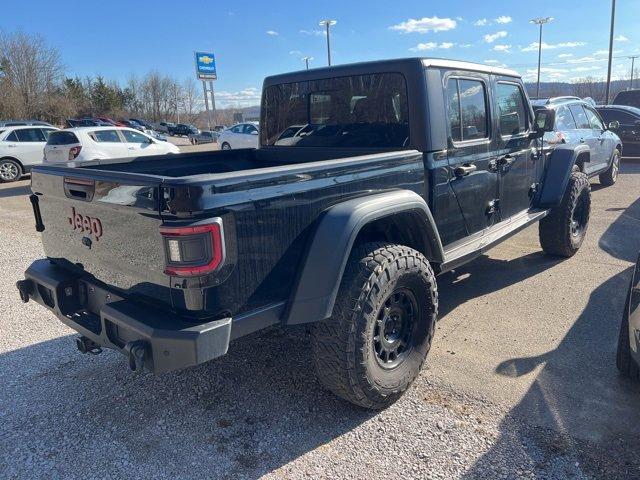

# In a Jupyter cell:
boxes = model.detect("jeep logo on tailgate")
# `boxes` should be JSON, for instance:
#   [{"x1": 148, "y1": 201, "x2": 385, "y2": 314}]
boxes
[{"x1": 68, "y1": 207, "x2": 103, "y2": 241}]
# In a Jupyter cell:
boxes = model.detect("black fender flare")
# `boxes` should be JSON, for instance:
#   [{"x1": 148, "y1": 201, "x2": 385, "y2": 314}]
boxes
[
  {"x1": 536, "y1": 144, "x2": 590, "y2": 209},
  {"x1": 284, "y1": 190, "x2": 444, "y2": 325}
]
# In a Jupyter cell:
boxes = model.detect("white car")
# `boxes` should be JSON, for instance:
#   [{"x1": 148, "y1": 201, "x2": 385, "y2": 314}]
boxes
[
  {"x1": 0, "y1": 125, "x2": 59, "y2": 182},
  {"x1": 217, "y1": 122, "x2": 259, "y2": 150},
  {"x1": 44, "y1": 127, "x2": 180, "y2": 165}
]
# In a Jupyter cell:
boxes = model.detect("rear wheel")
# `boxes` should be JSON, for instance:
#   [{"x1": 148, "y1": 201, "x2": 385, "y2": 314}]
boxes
[
  {"x1": 221, "y1": 142, "x2": 231, "y2": 150},
  {"x1": 599, "y1": 149, "x2": 620, "y2": 186},
  {"x1": 617, "y1": 283, "x2": 640, "y2": 380},
  {"x1": 539, "y1": 171, "x2": 590, "y2": 257},
  {"x1": 0, "y1": 159, "x2": 22, "y2": 182},
  {"x1": 311, "y1": 243, "x2": 438, "y2": 410}
]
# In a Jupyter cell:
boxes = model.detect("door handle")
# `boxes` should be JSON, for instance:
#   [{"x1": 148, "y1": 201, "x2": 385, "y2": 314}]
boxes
[
  {"x1": 454, "y1": 164, "x2": 477, "y2": 177},
  {"x1": 128, "y1": 147, "x2": 136, "y2": 150},
  {"x1": 579, "y1": 138, "x2": 585, "y2": 143},
  {"x1": 498, "y1": 154, "x2": 515, "y2": 167},
  {"x1": 7, "y1": 144, "x2": 16, "y2": 148}
]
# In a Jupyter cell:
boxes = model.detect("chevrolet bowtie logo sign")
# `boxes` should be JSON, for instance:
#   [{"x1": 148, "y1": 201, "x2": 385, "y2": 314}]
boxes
[{"x1": 195, "y1": 51, "x2": 217, "y2": 80}]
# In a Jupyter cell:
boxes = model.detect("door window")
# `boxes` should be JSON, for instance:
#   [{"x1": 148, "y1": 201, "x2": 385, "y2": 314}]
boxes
[
  {"x1": 496, "y1": 83, "x2": 528, "y2": 136},
  {"x1": 569, "y1": 105, "x2": 591, "y2": 129},
  {"x1": 231, "y1": 125, "x2": 243, "y2": 133},
  {"x1": 243, "y1": 124, "x2": 258, "y2": 134},
  {"x1": 122, "y1": 130, "x2": 151, "y2": 143},
  {"x1": 14, "y1": 128, "x2": 46, "y2": 142},
  {"x1": 584, "y1": 107, "x2": 604, "y2": 130},
  {"x1": 447, "y1": 78, "x2": 489, "y2": 142},
  {"x1": 555, "y1": 106, "x2": 577, "y2": 130},
  {"x1": 92, "y1": 130, "x2": 122, "y2": 142}
]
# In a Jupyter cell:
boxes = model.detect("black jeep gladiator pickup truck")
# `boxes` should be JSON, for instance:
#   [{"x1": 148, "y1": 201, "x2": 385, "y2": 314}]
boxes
[{"x1": 18, "y1": 58, "x2": 590, "y2": 409}]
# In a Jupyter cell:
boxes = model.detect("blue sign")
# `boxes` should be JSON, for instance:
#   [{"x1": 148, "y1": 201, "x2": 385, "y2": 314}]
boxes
[{"x1": 195, "y1": 51, "x2": 217, "y2": 80}]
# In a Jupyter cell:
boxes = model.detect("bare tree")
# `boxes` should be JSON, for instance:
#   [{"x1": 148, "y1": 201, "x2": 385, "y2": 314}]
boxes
[
  {"x1": 0, "y1": 31, "x2": 64, "y2": 118},
  {"x1": 181, "y1": 77, "x2": 199, "y2": 121}
]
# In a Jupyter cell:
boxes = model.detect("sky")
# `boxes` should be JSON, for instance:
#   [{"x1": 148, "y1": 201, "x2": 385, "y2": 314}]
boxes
[{"x1": 2, "y1": 0, "x2": 639, "y2": 107}]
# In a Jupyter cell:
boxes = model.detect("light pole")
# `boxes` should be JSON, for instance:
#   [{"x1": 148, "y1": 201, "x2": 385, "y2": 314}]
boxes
[
  {"x1": 302, "y1": 56, "x2": 313, "y2": 70},
  {"x1": 629, "y1": 56, "x2": 639, "y2": 89},
  {"x1": 530, "y1": 17, "x2": 553, "y2": 99},
  {"x1": 318, "y1": 19, "x2": 336, "y2": 66},
  {"x1": 605, "y1": 0, "x2": 616, "y2": 104}
]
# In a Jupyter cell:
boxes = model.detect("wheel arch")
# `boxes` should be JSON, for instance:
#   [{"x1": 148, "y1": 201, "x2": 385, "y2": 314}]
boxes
[
  {"x1": 284, "y1": 190, "x2": 444, "y2": 325},
  {"x1": 536, "y1": 144, "x2": 590, "y2": 209},
  {"x1": 0, "y1": 156, "x2": 25, "y2": 172}
]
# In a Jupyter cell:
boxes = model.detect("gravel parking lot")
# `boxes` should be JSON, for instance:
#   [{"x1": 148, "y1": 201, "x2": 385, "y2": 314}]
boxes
[{"x1": 1, "y1": 162, "x2": 640, "y2": 479}]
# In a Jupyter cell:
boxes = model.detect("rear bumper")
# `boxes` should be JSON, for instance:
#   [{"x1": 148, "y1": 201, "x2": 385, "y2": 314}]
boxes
[{"x1": 17, "y1": 259, "x2": 232, "y2": 373}]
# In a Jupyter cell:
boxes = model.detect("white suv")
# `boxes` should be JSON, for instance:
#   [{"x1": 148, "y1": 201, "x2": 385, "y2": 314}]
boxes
[
  {"x1": 0, "y1": 125, "x2": 59, "y2": 182},
  {"x1": 44, "y1": 127, "x2": 180, "y2": 165}
]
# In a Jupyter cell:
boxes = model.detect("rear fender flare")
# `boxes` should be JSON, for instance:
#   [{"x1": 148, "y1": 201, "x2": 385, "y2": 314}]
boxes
[
  {"x1": 536, "y1": 144, "x2": 589, "y2": 209},
  {"x1": 284, "y1": 190, "x2": 444, "y2": 325}
]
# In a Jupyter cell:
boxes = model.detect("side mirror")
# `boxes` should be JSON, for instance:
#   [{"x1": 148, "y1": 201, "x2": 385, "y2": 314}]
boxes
[
  {"x1": 608, "y1": 120, "x2": 620, "y2": 130},
  {"x1": 532, "y1": 108, "x2": 555, "y2": 138}
]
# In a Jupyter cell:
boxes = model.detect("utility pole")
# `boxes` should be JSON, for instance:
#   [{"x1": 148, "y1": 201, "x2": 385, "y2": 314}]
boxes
[
  {"x1": 302, "y1": 56, "x2": 313, "y2": 70},
  {"x1": 530, "y1": 17, "x2": 553, "y2": 99},
  {"x1": 318, "y1": 19, "x2": 336, "y2": 66},
  {"x1": 628, "y1": 56, "x2": 638, "y2": 90},
  {"x1": 605, "y1": 0, "x2": 616, "y2": 104}
]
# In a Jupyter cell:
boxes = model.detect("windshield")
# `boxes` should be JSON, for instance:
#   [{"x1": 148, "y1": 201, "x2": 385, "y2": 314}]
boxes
[{"x1": 261, "y1": 72, "x2": 409, "y2": 148}]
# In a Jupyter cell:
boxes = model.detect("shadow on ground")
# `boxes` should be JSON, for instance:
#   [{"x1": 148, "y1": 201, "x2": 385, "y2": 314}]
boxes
[{"x1": 0, "y1": 184, "x2": 30, "y2": 199}]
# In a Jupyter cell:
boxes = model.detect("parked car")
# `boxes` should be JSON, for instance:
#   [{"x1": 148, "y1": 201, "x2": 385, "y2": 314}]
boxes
[
  {"x1": 189, "y1": 130, "x2": 216, "y2": 144},
  {"x1": 118, "y1": 120, "x2": 145, "y2": 132},
  {"x1": 19, "y1": 58, "x2": 589, "y2": 409},
  {"x1": 532, "y1": 97, "x2": 622, "y2": 186},
  {"x1": 96, "y1": 117, "x2": 120, "y2": 126},
  {"x1": 217, "y1": 122, "x2": 259, "y2": 150},
  {"x1": 169, "y1": 123, "x2": 198, "y2": 137},
  {"x1": 617, "y1": 253, "x2": 640, "y2": 380},
  {"x1": 155, "y1": 121, "x2": 175, "y2": 134},
  {"x1": 0, "y1": 120, "x2": 54, "y2": 127},
  {"x1": 596, "y1": 105, "x2": 640, "y2": 157},
  {"x1": 129, "y1": 118, "x2": 155, "y2": 131},
  {"x1": 66, "y1": 118, "x2": 113, "y2": 128},
  {"x1": 43, "y1": 126, "x2": 179, "y2": 164},
  {"x1": 613, "y1": 89, "x2": 640, "y2": 109},
  {"x1": 0, "y1": 125, "x2": 59, "y2": 181}
]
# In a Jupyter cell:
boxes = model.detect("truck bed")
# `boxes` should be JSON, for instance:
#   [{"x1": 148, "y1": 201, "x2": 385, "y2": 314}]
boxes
[{"x1": 30, "y1": 147, "x2": 425, "y2": 320}]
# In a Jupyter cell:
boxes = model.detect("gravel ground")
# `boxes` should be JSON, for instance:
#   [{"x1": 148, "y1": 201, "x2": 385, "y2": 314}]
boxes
[{"x1": 1, "y1": 162, "x2": 640, "y2": 479}]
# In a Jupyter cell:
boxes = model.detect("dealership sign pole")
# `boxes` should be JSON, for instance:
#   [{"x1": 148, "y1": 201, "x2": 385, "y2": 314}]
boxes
[{"x1": 195, "y1": 51, "x2": 217, "y2": 130}]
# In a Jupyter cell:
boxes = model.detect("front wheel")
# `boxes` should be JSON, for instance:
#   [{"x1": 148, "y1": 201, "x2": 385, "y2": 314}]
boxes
[
  {"x1": 599, "y1": 149, "x2": 620, "y2": 186},
  {"x1": 311, "y1": 243, "x2": 438, "y2": 410},
  {"x1": 0, "y1": 159, "x2": 22, "y2": 182},
  {"x1": 539, "y1": 171, "x2": 591, "y2": 257}
]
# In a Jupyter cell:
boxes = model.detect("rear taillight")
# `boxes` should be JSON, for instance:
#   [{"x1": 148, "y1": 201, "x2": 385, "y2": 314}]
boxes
[
  {"x1": 69, "y1": 146, "x2": 82, "y2": 160},
  {"x1": 160, "y1": 219, "x2": 225, "y2": 277}
]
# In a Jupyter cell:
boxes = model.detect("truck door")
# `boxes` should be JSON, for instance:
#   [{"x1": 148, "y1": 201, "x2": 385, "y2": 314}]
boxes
[
  {"x1": 445, "y1": 76, "x2": 499, "y2": 238},
  {"x1": 493, "y1": 81, "x2": 537, "y2": 219}
]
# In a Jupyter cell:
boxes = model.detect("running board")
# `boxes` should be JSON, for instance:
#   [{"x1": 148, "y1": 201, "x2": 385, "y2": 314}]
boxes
[{"x1": 439, "y1": 209, "x2": 548, "y2": 273}]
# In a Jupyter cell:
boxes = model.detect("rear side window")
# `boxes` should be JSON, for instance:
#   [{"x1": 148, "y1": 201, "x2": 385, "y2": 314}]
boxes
[
  {"x1": 122, "y1": 130, "x2": 150, "y2": 143},
  {"x1": 14, "y1": 128, "x2": 46, "y2": 142},
  {"x1": 91, "y1": 130, "x2": 122, "y2": 143},
  {"x1": 496, "y1": 83, "x2": 528, "y2": 136},
  {"x1": 555, "y1": 106, "x2": 577, "y2": 130},
  {"x1": 262, "y1": 72, "x2": 409, "y2": 148},
  {"x1": 447, "y1": 78, "x2": 489, "y2": 142},
  {"x1": 569, "y1": 105, "x2": 590, "y2": 129},
  {"x1": 46, "y1": 131, "x2": 80, "y2": 145}
]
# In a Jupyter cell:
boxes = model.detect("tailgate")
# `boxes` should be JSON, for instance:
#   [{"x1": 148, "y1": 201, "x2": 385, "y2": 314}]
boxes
[{"x1": 30, "y1": 166, "x2": 171, "y2": 306}]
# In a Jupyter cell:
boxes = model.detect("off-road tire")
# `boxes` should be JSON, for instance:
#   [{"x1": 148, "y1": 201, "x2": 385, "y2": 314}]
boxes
[
  {"x1": 311, "y1": 242, "x2": 438, "y2": 410},
  {"x1": 0, "y1": 158, "x2": 22, "y2": 182},
  {"x1": 617, "y1": 284, "x2": 640, "y2": 380},
  {"x1": 539, "y1": 171, "x2": 590, "y2": 257},
  {"x1": 599, "y1": 149, "x2": 620, "y2": 186}
]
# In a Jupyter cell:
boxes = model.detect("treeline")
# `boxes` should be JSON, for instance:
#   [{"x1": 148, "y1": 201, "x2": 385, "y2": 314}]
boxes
[{"x1": 0, "y1": 31, "x2": 201, "y2": 125}]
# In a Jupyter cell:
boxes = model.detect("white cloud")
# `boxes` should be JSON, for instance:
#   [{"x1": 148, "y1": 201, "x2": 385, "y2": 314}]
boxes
[
  {"x1": 266, "y1": 30, "x2": 278, "y2": 36},
  {"x1": 484, "y1": 31, "x2": 507, "y2": 43},
  {"x1": 289, "y1": 50, "x2": 301, "y2": 55},
  {"x1": 216, "y1": 87, "x2": 262, "y2": 108},
  {"x1": 299, "y1": 29, "x2": 326, "y2": 36},
  {"x1": 521, "y1": 41, "x2": 586, "y2": 51},
  {"x1": 409, "y1": 42, "x2": 456, "y2": 52},
  {"x1": 567, "y1": 56, "x2": 598, "y2": 64},
  {"x1": 557, "y1": 53, "x2": 574, "y2": 58},
  {"x1": 495, "y1": 16, "x2": 512, "y2": 24},
  {"x1": 390, "y1": 16, "x2": 457, "y2": 33},
  {"x1": 615, "y1": 35, "x2": 629, "y2": 42},
  {"x1": 572, "y1": 65, "x2": 602, "y2": 72},
  {"x1": 484, "y1": 59, "x2": 500, "y2": 64},
  {"x1": 493, "y1": 44, "x2": 511, "y2": 52},
  {"x1": 474, "y1": 18, "x2": 489, "y2": 26},
  {"x1": 459, "y1": 43, "x2": 473, "y2": 48},
  {"x1": 593, "y1": 49, "x2": 623, "y2": 57}
]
